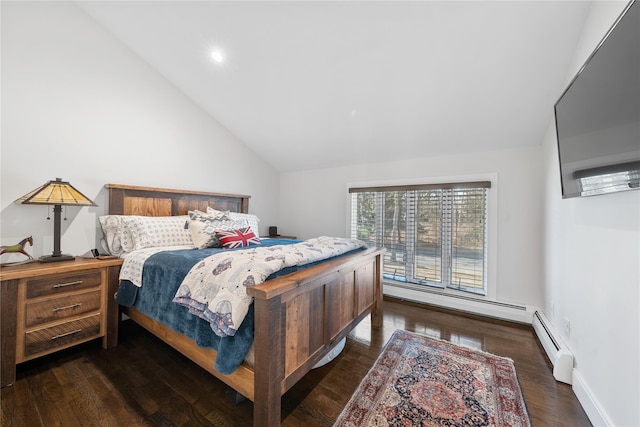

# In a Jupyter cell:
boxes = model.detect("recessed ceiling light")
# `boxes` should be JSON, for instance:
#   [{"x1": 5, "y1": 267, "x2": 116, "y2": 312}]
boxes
[{"x1": 211, "y1": 50, "x2": 225, "y2": 64}]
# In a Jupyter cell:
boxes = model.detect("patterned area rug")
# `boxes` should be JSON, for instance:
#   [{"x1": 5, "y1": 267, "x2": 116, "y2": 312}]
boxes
[{"x1": 334, "y1": 330, "x2": 531, "y2": 427}]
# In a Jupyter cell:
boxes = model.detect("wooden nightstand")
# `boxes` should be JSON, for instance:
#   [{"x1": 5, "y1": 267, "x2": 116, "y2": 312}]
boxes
[{"x1": 0, "y1": 257, "x2": 123, "y2": 387}]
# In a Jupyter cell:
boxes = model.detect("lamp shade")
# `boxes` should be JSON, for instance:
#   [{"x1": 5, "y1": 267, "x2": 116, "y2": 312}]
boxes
[
  {"x1": 16, "y1": 178, "x2": 97, "y2": 206},
  {"x1": 15, "y1": 178, "x2": 97, "y2": 262}
]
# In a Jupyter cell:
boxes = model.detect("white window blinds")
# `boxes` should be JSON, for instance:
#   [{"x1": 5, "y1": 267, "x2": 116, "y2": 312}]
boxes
[{"x1": 350, "y1": 181, "x2": 490, "y2": 295}]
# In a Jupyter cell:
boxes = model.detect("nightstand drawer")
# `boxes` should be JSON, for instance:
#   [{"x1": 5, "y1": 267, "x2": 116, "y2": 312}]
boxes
[
  {"x1": 26, "y1": 270, "x2": 101, "y2": 299},
  {"x1": 25, "y1": 290, "x2": 102, "y2": 327},
  {"x1": 24, "y1": 313, "x2": 101, "y2": 357}
]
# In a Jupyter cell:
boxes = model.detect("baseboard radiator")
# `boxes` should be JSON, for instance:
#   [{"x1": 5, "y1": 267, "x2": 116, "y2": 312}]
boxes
[{"x1": 532, "y1": 310, "x2": 574, "y2": 384}]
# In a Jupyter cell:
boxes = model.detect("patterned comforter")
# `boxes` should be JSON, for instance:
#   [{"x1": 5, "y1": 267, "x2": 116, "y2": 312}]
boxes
[{"x1": 172, "y1": 236, "x2": 365, "y2": 337}]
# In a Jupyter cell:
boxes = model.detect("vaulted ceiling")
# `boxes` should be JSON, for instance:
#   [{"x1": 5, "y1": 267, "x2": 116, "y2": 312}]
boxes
[{"x1": 78, "y1": 1, "x2": 592, "y2": 172}]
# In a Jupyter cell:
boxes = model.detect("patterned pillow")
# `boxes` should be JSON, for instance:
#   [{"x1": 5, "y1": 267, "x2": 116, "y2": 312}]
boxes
[
  {"x1": 188, "y1": 209, "x2": 229, "y2": 222},
  {"x1": 98, "y1": 215, "x2": 136, "y2": 256},
  {"x1": 207, "y1": 207, "x2": 260, "y2": 236},
  {"x1": 215, "y1": 227, "x2": 261, "y2": 249},
  {"x1": 186, "y1": 216, "x2": 248, "y2": 249},
  {"x1": 122, "y1": 216, "x2": 194, "y2": 250}
]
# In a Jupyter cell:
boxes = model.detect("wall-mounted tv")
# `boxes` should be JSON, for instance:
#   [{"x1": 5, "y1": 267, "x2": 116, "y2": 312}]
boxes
[{"x1": 554, "y1": 0, "x2": 639, "y2": 198}]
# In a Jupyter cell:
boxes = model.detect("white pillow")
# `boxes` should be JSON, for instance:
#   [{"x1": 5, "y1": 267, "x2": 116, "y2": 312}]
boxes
[
  {"x1": 207, "y1": 207, "x2": 260, "y2": 236},
  {"x1": 121, "y1": 215, "x2": 194, "y2": 250}
]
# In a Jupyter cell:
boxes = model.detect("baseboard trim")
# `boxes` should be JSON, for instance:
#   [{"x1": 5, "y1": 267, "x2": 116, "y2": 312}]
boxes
[
  {"x1": 572, "y1": 369, "x2": 613, "y2": 427},
  {"x1": 383, "y1": 283, "x2": 533, "y2": 324}
]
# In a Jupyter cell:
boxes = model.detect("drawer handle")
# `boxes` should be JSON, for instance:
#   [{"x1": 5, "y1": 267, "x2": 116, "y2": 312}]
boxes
[
  {"x1": 53, "y1": 280, "x2": 83, "y2": 289},
  {"x1": 53, "y1": 303, "x2": 82, "y2": 312},
  {"x1": 51, "y1": 329, "x2": 82, "y2": 340}
]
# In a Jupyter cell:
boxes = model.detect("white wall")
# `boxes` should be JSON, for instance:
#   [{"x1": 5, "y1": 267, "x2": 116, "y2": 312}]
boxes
[
  {"x1": 541, "y1": 1, "x2": 639, "y2": 425},
  {"x1": 0, "y1": 1, "x2": 279, "y2": 261},
  {"x1": 280, "y1": 146, "x2": 543, "y2": 309}
]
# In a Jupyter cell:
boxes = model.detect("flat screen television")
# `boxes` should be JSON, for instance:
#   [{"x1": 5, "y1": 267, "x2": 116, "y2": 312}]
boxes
[{"x1": 554, "y1": 0, "x2": 639, "y2": 198}]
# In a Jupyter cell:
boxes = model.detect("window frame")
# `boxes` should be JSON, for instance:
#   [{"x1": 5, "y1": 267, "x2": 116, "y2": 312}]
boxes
[{"x1": 347, "y1": 175, "x2": 498, "y2": 301}]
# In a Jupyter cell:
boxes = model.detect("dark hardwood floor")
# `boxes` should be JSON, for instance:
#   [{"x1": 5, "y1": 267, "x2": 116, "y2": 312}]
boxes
[{"x1": 1, "y1": 298, "x2": 591, "y2": 426}]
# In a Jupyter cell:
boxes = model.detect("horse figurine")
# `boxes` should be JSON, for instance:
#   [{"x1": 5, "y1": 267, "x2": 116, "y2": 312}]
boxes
[{"x1": 0, "y1": 236, "x2": 34, "y2": 260}]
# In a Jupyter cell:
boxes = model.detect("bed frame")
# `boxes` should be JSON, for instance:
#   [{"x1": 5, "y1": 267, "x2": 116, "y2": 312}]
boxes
[{"x1": 105, "y1": 184, "x2": 383, "y2": 427}]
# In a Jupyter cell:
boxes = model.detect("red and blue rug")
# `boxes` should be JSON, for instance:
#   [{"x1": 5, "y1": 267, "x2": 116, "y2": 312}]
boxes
[{"x1": 334, "y1": 329, "x2": 531, "y2": 427}]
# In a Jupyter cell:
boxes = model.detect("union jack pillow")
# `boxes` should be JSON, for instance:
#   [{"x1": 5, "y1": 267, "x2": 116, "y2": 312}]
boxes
[{"x1": 215, "y1": 227, "x2": 261, "y2": 249}]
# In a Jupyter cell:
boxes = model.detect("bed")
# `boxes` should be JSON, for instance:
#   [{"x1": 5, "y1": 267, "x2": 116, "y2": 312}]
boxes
[{"x1": 104, "y1": 184, "x2": 383, "y2": 427}]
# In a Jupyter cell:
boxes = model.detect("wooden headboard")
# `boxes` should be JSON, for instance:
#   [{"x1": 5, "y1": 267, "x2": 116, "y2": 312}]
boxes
[{"x1": 106, "y1": 184, "x2": 250, "y2": 216}]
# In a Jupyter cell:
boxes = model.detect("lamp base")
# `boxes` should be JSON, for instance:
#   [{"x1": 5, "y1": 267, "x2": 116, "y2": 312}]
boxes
[{"x1": 39, "y1": 254, "x2": 75, "y2": 263}]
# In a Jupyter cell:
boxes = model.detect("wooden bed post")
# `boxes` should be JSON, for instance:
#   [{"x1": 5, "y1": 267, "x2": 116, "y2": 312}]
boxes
[
  {"x1": 252, "y1": 294, "x2": 284, "y2": 427},
  {"x1": 105, "y1": 264, "x2": 122, "y2": 348},
  {"x1": 372, "y1": 252, "x2": 383, "y2": 328}
]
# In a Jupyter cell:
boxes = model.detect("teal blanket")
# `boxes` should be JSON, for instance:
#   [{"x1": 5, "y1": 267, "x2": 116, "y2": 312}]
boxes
[{"x1": 116, "y1": 239, "x2": 298, "y2": 374}]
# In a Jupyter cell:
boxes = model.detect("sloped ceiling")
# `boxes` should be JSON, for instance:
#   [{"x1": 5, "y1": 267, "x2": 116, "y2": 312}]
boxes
[{"x1": 78, "y1": 1, "x2": 592, "y2": 172}]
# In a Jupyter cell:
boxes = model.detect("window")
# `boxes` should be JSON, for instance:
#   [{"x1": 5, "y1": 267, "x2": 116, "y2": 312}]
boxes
[{"x1": 349, "y1": 181, "x2": 490, "y2": 296}]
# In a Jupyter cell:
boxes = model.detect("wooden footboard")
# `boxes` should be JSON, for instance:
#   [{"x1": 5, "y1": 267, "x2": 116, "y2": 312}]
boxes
[{"x1": 249, "y1": 246, "x2": 383, "y2": 426}]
